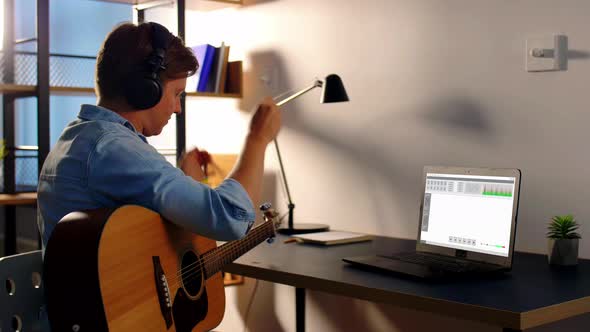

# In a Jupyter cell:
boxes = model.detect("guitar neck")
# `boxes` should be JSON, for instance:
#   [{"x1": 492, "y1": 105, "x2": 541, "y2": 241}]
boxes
[{"x1": 202, "y1": 220, "x2": 275, "y2": 279}]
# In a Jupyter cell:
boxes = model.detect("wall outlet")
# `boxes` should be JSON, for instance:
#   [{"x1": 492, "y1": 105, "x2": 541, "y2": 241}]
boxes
[{"x1": 526, "y1": 35, "x2": 568, "y2": 72}]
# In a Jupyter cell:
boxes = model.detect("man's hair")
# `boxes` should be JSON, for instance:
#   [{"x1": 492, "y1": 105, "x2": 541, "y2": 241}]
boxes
[{"x1": 95, "y1": 22, "x2": 198, "y2": 102}]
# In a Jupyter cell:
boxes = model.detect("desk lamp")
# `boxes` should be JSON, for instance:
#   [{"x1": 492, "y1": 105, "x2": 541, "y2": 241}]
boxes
[{"x1": 274, "y1": 74, "x2": 349, "y2": 235}]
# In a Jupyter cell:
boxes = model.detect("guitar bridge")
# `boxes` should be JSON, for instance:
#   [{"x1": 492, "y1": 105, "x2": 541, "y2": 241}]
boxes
[{"x1": 153, "y1": 256, "x2": 173, "y2": 329}]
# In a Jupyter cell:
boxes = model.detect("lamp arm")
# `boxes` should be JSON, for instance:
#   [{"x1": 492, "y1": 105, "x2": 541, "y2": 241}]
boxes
[
  {"x1": 276, "y1": 80, "x2": 323, "y2": 107},
  {"x1": 273, "y1": 79, "x2": 323, "y2": 230},
  {"x1": 273, "y1": 138, "x2": 296, "y2": 229},
  {"x1": 273, "y1": 138, "x2": 293, "y2": 206}
]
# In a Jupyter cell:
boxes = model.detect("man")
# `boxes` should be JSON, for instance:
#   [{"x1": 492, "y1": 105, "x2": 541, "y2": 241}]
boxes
[{"x1": 37, "y1": 22, "x2": 281, "y2": 246}]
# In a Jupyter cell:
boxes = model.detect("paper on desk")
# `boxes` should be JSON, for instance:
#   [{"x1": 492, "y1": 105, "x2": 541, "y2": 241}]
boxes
[{"x1": 293, "y1": 231, "x2": 373, "y2": 245}]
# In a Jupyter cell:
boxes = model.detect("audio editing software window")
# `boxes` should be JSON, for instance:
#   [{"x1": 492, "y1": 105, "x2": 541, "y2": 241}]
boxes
[{"x1": 419, "y1": 173, "x2": 516, "y2": 257}]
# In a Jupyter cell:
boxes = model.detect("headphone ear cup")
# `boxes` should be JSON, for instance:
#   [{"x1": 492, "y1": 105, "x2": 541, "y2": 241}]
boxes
[{"x1": 124, "y1": 73, "x2": 163, "y2": 110}]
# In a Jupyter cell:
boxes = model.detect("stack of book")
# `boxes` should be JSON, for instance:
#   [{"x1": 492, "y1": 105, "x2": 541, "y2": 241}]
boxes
[{"x1": 186, "y1": 42, "x2": 241, "y2": 94}]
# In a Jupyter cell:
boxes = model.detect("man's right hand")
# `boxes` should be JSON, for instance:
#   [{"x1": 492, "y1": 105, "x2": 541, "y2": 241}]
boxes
[
  {"x1": 228, "y1": 97, "x2": 282, "y2": 207},
  {"x1": 247, "y1": 97, "x2": 281, "y2": 145}
]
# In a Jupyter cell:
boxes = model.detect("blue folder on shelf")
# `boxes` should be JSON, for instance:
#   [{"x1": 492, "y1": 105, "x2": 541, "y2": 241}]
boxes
[{"x1": 191, "y1": 44, "x2": 216, "y2": 92}]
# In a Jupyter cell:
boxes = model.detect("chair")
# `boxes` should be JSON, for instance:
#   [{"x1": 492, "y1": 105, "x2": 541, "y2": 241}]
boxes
[{"x1": 0, "y1": 250, "x2": 47, "y2": 332}]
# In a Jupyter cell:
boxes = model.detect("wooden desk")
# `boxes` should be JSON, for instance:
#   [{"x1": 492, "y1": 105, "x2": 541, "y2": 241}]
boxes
[
  {"x1": 224, "y1": 235, "x2": 590, "y2": 332},
  {"x1": 0, "y1": 192, "x2": 37, "y2": 206}
]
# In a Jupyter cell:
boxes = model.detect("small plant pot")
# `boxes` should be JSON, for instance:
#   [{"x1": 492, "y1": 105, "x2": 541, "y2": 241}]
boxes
[{"x1": 548, "y1": 238, "x2": 579, "y2": 266}]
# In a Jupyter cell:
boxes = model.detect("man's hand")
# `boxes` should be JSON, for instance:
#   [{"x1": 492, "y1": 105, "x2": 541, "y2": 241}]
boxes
[
  {"x1": 247, "y1": 96, "x2": 281, "y2": 145},
  {"x1": 180, "y1": 147, "x2": 210, "y2": 182},
  {"x1": 228, "y1": 97, "x2": 282, "y2": 206}
]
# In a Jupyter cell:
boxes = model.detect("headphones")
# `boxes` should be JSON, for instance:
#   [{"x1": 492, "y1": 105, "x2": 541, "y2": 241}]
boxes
[{"x1": 124, "y1": 22, "x2": 172, "y2": 110}]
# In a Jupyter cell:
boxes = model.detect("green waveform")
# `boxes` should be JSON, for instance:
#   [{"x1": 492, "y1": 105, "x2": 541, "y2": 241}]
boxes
[{"x1": 483, "y1": 191, "x2": 512, "y2": 197}]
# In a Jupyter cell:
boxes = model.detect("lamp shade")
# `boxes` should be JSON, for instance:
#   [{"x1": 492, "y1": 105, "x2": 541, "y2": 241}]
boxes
[{"x1": 320, "y1": 74, "x2": 349, "y2": 103}]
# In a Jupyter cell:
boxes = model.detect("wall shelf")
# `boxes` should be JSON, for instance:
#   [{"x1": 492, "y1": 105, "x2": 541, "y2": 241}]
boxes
[
  {"x1": 50, "y1": 86, "x2": 95, "y2": 94},
  {"x1": 186, "y1": 92, "x2": 241, "y2": 98},
  {"x1": 95, "y1": 0, "x2": 243, "y2": 4},
  {"x1": 89, "y1": 0, "x2": 167, "y2": 4},
  {"x1": 0, "y1": 84, "x2": 94, "y2": 94},
  {"x1": 0, "y1": 84, "x2": 36, "y2": 93}
]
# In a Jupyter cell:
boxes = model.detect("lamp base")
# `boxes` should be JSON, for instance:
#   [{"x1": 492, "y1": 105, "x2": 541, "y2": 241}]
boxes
[{"x1": 277, "y1": 223, "x2": 330, "y2": 235}]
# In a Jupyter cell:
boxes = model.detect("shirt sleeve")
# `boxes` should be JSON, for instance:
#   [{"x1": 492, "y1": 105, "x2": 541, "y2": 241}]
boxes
[{"x1": 87, "y1": 132, "x2": 255, "y2": 241}]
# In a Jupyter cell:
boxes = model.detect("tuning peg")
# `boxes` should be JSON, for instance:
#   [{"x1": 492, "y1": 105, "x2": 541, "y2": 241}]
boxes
[
  {"x1": 259, "y1": 202, "x2": 272, "y2": 211},
  {"x1": 260, "y1": 202, "x2": 279, "y2": 220}
]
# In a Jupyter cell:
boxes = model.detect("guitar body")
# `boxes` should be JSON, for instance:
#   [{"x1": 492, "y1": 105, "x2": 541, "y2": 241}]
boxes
[{"x1": 44, "y1": 205, "x2": 225, "y2": 332}]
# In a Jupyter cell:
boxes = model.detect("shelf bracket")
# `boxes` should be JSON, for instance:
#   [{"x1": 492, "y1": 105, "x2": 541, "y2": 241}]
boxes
[{"x1": 133, "y1": 0, "x2": 174, "y2": 11}]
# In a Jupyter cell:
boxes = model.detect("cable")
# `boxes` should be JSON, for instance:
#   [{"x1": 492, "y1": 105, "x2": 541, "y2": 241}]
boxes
[{"x1": 242, "y1": 279, "x2": 260, "y2": 332}]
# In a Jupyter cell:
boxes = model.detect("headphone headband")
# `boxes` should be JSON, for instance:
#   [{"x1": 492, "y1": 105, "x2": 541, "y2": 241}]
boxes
[
  {"x1": 124, "y1": 22, "x2": 172, "y2": 110},
  {"x1": 146, "y1": 22, "x2": 170, "y2": 73}
]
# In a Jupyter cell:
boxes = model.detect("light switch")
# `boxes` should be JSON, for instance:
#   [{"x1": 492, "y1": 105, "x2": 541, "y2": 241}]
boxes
[{"x1": 526, "y1": 35, "x2": 568, "y2": 72}]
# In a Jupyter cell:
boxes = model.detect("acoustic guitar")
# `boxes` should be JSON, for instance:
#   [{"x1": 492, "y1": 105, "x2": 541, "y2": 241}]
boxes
[{"x1": 43, "y1": 203, "x2": 280, "y2": 332}]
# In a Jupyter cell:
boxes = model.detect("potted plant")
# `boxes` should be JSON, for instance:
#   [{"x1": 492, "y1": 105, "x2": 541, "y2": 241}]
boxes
[
  {"x1": 547, "y1": 215, "x2": 581, "y2": 265},
  {"x1": 0, "y1": 139, "x2": 7, "y2": 159},
  {"x1": 0, "y1": 139, "x2": 6, "y2": 184}
]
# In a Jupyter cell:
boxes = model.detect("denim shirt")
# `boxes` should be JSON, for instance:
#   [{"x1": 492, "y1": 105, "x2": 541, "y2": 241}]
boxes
[{"x1": 37, "y1": 104, "x2": 255, "y2": 247}]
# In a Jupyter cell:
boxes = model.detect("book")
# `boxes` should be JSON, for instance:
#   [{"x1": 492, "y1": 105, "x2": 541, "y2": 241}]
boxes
[
  {"x1": 192, "y1": 44, "x2": 216, "y2": 92},
  {"x1": 185, "y1": 45, "x2": 202, "y2": 91},
  {"x1": 291, "y1": 231, "x2": 373, "y2": 246},
  {"x1": 224, "y1": 61, "x2": 242, "y2": 94},
  {"x1": 214, "y1": 43, "x2": 230, "y2": 93},
  {"x1": 188, "y1": 44, "x2": 212, "y2": 91},
  {"x1": 205, "y1": 45, "x2": 221, "y2": 92}
]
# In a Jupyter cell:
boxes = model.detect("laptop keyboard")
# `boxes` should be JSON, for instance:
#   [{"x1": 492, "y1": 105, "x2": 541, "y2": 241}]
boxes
[{"x1": 389, "y1": 252, "x2": 485, "y2": 273}]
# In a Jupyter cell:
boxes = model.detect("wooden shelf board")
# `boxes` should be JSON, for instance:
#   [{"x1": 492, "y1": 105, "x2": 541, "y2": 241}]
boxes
[
  {"x1": 185, "y1": 92, "x2": 242, "y2": 98},
  {"x1": 94, "y1": 0, "x2": 242, "y2": 5},
  {"x1": 0, "y1": 84, "x2": 35, "y2": 93},
  {"x1": 186, "y1": 0, "x2": 242, "y2": 10},
  {"x1": 50, "y1": 86, "x2": 95, "y2": 94},
  {"x1": 0, "y1": 84, "x2": 96, "y2": 94},
  {"x1": 88, "y1": 0, "x2": 156, "y2": 4},
  {"x1": 206, "y1": 0, "x2": 242, "y2": 4},
  {"x1": 0, "y1": 192, "x2": 37, "y2": 205}
]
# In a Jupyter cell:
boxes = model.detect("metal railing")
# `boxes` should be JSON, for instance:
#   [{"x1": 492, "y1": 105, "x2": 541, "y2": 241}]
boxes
[
  {"x1": 0, "y1": 51, "x2": 96, "y2": 88},
  {"x1": 0, "y1": 146, "x2": 38, "y2": 193}
]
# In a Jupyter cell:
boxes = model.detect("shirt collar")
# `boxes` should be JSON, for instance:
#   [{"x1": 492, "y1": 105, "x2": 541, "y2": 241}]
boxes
[{"x1": 78, "y1": 104, "x2": 147, "y2": 142}]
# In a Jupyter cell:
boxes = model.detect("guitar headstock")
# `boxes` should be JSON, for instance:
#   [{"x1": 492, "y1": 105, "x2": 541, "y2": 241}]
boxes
[{"x1": 259, "y1": 202, "x2": 281, "y2": 243}]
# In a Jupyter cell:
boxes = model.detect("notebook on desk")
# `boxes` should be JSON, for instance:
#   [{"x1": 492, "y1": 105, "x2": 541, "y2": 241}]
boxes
[
  {"x1": 343, "y1": 166, "x2": 521, "y2": 279},
  {"x1": 292, "y1": 231, "x2": 373, "y2": 245}
]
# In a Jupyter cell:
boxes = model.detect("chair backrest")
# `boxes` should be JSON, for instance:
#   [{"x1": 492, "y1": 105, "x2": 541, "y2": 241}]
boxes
[{"x1": 0, "y1": 250, "x2": 46, "y2": 332}]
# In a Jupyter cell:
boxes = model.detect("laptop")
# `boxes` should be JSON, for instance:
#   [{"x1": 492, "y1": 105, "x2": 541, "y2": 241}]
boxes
[{"x1": 343, "y1": 166, "x2": 521, "y2": 279}]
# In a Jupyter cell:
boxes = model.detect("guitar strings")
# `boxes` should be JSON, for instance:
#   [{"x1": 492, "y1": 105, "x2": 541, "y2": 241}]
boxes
[
  {"x1": 167, "y1": 223, "x2": 271, "y2": 286},
  {"x1": 166, "y1": 222, "x2": 273, "y2": 289},
  {"x1": 167, "y1": 228, "x2": 269, "y2": 289},
  {"x1": 166, "y1": 211, "x2": 282, "y2": 286},
  {"x1": 167, "y1": 209, "x2": 279, "y2": 287},
  {"x1": 169, "y1": 221, "x2": 270, "y2": 282}
]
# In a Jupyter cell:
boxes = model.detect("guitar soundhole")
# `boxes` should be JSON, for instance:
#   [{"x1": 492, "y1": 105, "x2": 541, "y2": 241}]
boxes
[{"x1": 180, "y1": 250, "x2": 204, "y2": 298}]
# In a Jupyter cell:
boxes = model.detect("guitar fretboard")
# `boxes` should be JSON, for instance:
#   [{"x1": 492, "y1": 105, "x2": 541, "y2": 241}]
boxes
[{"x1": 202, "y1": 221, "x2": 275, "y2": 279}]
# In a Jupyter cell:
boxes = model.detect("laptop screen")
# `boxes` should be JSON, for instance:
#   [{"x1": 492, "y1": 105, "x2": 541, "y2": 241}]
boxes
[{"x1": 419, "y1": 173, "x2": 517, "y2": 257}]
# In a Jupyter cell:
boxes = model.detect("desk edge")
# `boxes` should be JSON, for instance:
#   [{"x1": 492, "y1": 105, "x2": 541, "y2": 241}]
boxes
[
  {"x1": 224, "y1": 263, "x2": 523, "y2": 329},
  {"x1": 521, "y1": 296, "x2": 590, "y2": 329}
]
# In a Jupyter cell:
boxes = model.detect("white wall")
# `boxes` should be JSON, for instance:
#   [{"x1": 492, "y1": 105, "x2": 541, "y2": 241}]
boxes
[{"x1": 151, "y1": 0, "x2": 590, "y2": 331}]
